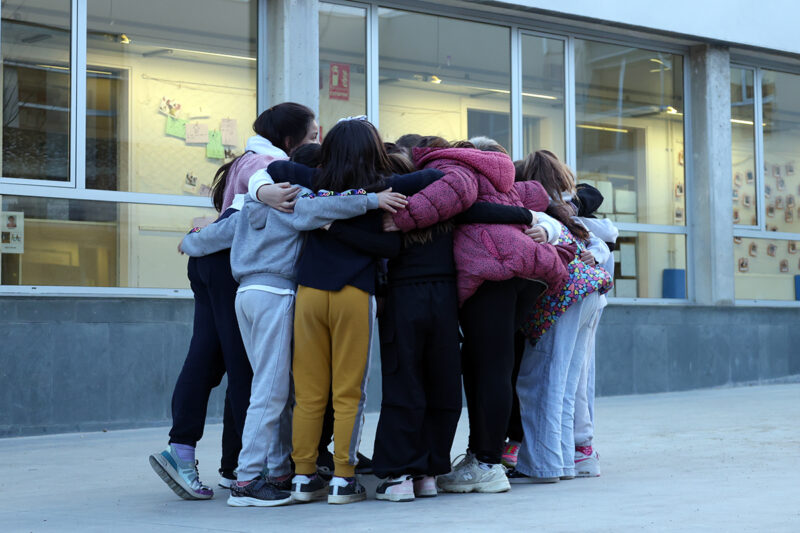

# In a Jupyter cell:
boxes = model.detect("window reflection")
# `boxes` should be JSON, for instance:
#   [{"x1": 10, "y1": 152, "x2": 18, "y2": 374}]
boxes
[
  {"x1": 730, "y1": 67, "x2": 757, "y2": 226},
  {"x1": 0, "y1": 195, "x2": 215, "y2": 288},
  {"x1": 575, "y1": 40, "x2": 684, "y2": 226},
  {"x1": 319, "y1": 3, "x2": 367, "y2": 137},
  {"x1": 521, "y1": 34, "x2": 565, "y2": 159},
  {"x1": 761, "y1": 69, "x2": 800, "y2": 234},
  {"x1": 86, "y1": 0, "x2": 257, "y2": 194},
  {"x1": 378, "y1": 9, "x2": 510, "y2": 148},
  {"x1": 1, "y1": 0, "x2": 71, "y2": 182},
  {"x1": 612, "y1": 232, "x2": 687, "y2": 298}
]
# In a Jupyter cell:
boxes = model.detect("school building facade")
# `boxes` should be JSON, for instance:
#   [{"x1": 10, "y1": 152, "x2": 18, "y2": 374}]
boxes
[{"x1": 1, "y1": 0, "x2": 799, "y2": 436}]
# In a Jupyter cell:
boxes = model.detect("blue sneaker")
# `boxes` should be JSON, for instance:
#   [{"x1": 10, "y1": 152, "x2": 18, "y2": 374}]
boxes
[{"x1": 149, "y1": 444, "x2": 214, "y2": 500}]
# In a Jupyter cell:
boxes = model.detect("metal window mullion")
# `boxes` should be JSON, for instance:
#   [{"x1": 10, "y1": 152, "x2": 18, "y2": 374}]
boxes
[
  {"x1": 366, "y1": 3, "x2": 379, "y2": 126},
  {"x1": 681, "y1": 50, "x2": 695, "y2": 302},
  {"x1": 565, "y1": 35, "x2": 577, "y2": 170},
  {"x1": 754, "y1": 67, "x2": 766, "y2": 232},
  {"x1": 257, "y1": 0, "x2": 268, "y2": 112},
  {"x1": 0, "y1": 183, "x2": 214, "y2": 208},
  {"x1": 71, "y1": 0, "x2": 87, "y2": 190},
  {"x1": 510, "y1": 27, "x2": 522, "y2": 160},
  {"x1": 613, "y1": 222, "x2": 688, "y2": 235}
]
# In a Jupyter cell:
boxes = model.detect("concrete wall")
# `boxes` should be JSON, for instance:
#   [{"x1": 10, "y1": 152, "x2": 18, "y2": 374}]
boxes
[
  {"x1": 490, "y1": 0, "x2": 800, "y2": 55},
  {"x1": 1, "y1": 296, "x2": 798, "y2": 437}
]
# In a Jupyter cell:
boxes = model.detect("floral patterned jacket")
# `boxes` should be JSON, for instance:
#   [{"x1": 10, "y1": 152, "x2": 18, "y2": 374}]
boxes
[{"x1": 520, "y1": 225, "x2": 613, "y2": 342}]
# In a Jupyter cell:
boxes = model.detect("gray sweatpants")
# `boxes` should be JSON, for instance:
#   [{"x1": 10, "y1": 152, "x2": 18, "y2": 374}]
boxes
[{"x1": 234, "y1": 289, "x2": 294, "y2": 480}]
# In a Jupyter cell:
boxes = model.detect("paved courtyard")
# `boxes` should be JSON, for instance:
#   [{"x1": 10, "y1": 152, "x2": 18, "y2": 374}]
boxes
[{"x1": 1, "y1": 383, "x2": 799, "y2": 532}]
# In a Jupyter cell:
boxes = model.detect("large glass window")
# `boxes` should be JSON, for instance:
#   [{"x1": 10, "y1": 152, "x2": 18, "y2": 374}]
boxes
[
  {"x1": 378, "y1": 9, "x2": 510, "y2": 149},
  {"x1": 575, "y1": 40, "x2": 685, "y2": 227},
  {"x1": 761, "y1": 70, "x2": 800, "y2": 234},
  {"x1": 319, "y1": 3, "x2": 366, "y2": 137},
  {"x1": 86, "y1": 0, "x2": 257, "y2": 194},
  {"x1": 521, "y1": 34, "x2": 565, "y2": 159},
  {"x1": 1, "y1": 0, "x2": 71, "y2": 183},
  {"x1": 731, "y1": 67, "x2": 757, "y2": 226},
  {"x1": 610, "y1": 232, "x2": 687, "y2": 298},
  {"x1": 732, "y1": 67, "x2": 800, "y2": 301},
  {"x1": 0, "y1": 195, "x2": 214, "y2": 289},
  {"x1": 733, "y1": 237, "x2": 799, "y2": 301}
]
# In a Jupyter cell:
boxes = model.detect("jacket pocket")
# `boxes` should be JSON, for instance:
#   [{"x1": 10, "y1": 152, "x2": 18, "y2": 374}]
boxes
[{"x1": 480, "y1": 229, "x2": 501, "y2": 259}]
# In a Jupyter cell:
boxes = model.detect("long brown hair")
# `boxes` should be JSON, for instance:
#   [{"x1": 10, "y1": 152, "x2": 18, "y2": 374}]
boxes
[
  {"x1": 517, "y1": 150, "x2": 576, "y2": 204},
  {"x1": 515, "y1": 151, "x2": 588, "y2": 241},
  {"x1": 210, "y1": 102, "x2": 315, "y2": 211},
  {"x1": 315, "y1": 119, "x2": 392, "y2": 192}
]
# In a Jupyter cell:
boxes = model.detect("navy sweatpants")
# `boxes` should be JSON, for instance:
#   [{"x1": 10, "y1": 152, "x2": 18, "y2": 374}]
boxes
[{"x1": 169, "y1": 250, "x2": 253, "y2": 473}]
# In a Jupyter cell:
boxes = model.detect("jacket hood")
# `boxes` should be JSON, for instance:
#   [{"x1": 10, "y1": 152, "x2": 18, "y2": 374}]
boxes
[
  {"x1": 245, "y1": 135, "x2": 287, "y2": 159},
  {"x1": 413, "y1": 147, "x2": 516, "y2": 193},
  {"x1": 580, "y1": 217, "x2": 618, "y2": 244}
]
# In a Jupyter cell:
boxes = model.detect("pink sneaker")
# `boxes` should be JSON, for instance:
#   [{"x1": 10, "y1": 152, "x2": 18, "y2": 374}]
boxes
[
  {"x1": 376, "y1": 475, "x2": 414, "y2": 502},
  {"x1": 413, "y1": 476, "x2": 437, "y2": 498},
  {"x1": 574, "y1": 445, "x2": 601, "y2": 477},
  {"x1": 502, "y1": 441, "x2": 520, "y2": 468}
]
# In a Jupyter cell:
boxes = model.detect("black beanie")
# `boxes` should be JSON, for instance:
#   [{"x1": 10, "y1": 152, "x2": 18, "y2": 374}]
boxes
[{"x1": 576, "y1": 183, "x2": 604, "y2": 217}]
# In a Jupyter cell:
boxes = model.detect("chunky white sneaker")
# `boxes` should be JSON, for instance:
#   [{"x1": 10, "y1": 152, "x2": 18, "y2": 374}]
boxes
[
  {"x1": 437, "y1": 458, "x2": 510, "y2": 494},
  {"x1": 376, "y1": 475, "x2": 415, "y2": 502},
  {"x1": 413, "y1": 476, "x2": 437, "y2": 498},
  {"x1": 575, "y1": 445, "x2": 601, "y2": 477},
  {"x1": 436, "y1": 452, "x2": 475, "y2": 486}
]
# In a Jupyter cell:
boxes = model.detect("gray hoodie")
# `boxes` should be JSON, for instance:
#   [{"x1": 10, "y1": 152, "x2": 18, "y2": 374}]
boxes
[{"x1": 181, "y1": 190, "x2": 379, "y2": 290}]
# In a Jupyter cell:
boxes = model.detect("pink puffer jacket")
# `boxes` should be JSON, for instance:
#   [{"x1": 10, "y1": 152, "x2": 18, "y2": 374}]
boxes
[{"x1": 392, "y1": 147, "x2": 573, "y2": 305}]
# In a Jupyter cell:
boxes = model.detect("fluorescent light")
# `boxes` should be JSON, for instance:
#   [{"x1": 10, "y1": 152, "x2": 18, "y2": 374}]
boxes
[
  {"x1": 169, "y1": 48, "x2": 255, "y2": 62},
  {"x1": 119, "y1": 34, "x2": 131, "y2": 44},
  {"x1": 523, "y1": 92, "x2": 558, "y2": 100},
  {"x1": 730, "y1": 118, "x2": 754, "y2": 125},
  {"x1": 650, "y1": 58, "x2": 664, "y2": 65},
  {"x1": 578, "y1": 124, "x2": 629, "y2": 133},
  {"x1": 429, "y1": 75, "x2": 442, "y2": 84}
]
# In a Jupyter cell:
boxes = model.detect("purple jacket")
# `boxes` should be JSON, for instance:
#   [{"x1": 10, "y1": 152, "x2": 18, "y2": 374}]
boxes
[{"x1": 392, "y1": 147, "x2": 572, "y2": 305}]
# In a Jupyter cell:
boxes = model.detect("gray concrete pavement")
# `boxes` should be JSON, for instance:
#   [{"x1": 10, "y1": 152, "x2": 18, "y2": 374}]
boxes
[{"x1": 1, "y1": 383, "x2": 799, "y2": 532}]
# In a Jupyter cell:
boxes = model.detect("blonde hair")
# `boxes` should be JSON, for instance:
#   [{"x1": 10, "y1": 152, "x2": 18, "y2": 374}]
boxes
[{"x1": 468, "y1": 136, "x2": 508, "y2": 154}]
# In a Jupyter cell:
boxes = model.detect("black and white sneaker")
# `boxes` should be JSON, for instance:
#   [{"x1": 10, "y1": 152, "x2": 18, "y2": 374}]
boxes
[
  {"x1": 226, "y1": 477, "x2": 293, "y2": 507},
  {"x1": 291, "y1": 473, "x2": 328, "y2": 502},
  {"x1": 328, "y1": 476, "x2": 367, "y2": 504},
  {"x1": 376, "y1": 475, "x2": 414, "y2": 502}
]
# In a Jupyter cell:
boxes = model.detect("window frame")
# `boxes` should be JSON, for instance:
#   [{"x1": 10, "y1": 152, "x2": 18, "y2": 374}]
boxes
[
  {"x1": 729, "y1": 60, "x2": 800, "y2": 305},
  {"x1": 2, "y1": 0, "x2": 692, "y2": 300}
]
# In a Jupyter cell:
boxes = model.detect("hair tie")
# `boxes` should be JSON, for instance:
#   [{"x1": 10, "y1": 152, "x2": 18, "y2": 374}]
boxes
[{"x1": 337, "y1": 115, "x2": 368, "y2": 123}]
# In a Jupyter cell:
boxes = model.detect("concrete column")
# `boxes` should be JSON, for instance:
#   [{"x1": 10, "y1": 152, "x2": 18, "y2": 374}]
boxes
[
  {"x1": 688, "y1": 44, "x2": 734, "y2": 305},
  {"x1": 266, "y1": 0, "x2": 320, "y2": 114}
]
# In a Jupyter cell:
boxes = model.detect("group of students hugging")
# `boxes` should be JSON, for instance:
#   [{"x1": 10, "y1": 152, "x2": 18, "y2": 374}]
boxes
[{"x1": 148, "y1": 101, "x2": 618, "y2": 507}]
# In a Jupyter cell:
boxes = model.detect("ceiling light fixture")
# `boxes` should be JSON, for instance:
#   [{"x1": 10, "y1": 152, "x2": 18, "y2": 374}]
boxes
[{"x1": 578, "y1": 124, "x2": 629, "y2": 133}]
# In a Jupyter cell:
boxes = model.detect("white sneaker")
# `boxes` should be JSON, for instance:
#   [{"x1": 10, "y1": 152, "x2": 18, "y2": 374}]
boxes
[
  {"x1": 376, "y1": 475, "x2": 415, "y2": 502},
  {"x1": 574, "y1": 446, "x2": 601, "y2": 477},
  {"x1": 437, "y1": 455, "x2": 510, "y2": 494},
  {"x1": 413, "y1": 476, "x2": 437, "y2": 498}
]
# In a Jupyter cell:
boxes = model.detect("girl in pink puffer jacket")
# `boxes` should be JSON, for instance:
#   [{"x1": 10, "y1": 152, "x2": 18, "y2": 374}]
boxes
[
  {"x1": 391, "y1": 146, "x2": 572, "y2": 305},
  {"x1": 390, "y1": 141, "x2": 575, "y2": 494}
]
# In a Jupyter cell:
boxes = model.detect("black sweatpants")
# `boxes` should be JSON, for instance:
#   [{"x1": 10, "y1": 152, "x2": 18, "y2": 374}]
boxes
[
  {"x1": 459, "y1": 278, "x2": 545, "y2": 465},
  {"x1": 169, "y1": 252, "x2": 253, "y2": 473},
  {"x1": 372, "y1": 281, "x2": 463, "y2": 478},
  {"x1": 506, "y1": 331, "x2": 527, "y2": 444}
]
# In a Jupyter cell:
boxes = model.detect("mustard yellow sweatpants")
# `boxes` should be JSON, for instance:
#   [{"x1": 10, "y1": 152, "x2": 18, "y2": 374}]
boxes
[{"x1": 292, "y1": 285, "x2": 375, "y2": 477}]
